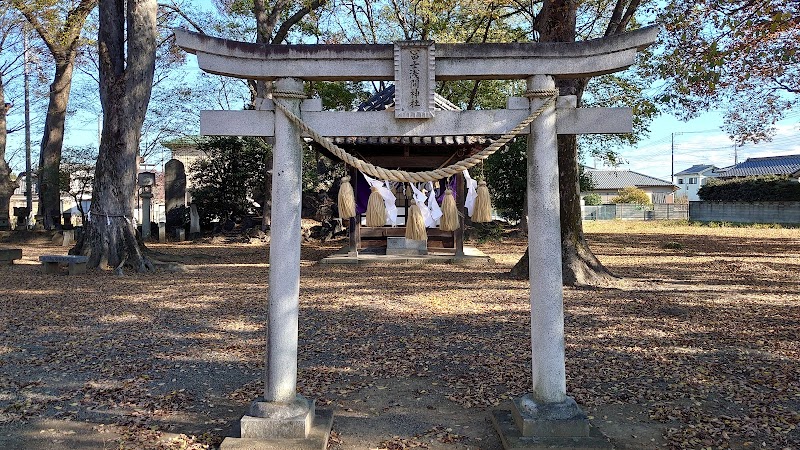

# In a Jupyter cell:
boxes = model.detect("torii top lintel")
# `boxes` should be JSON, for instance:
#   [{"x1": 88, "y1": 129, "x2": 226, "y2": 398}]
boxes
[{"x1": 174, "y1": 26, "x2": 659, "y2": 82}]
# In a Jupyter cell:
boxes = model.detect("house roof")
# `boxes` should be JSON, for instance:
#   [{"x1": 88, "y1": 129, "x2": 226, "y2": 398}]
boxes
[
  {"x1": 586, "y1": 169, "x2": 677, "y2": 190},
  {"x1": 674, "y1": 164, "x2": 718, "y2": 176},
  {"x1": 720, "y1": 154, "x2": 800, "y2": 178}
]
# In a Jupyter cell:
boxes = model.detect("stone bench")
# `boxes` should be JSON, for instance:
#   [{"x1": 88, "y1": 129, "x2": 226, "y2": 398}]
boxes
[
  {"x1": 0, "y1": 248, "x2": 23, "y2": 265},
  {"x1": 39, "y1": 254, "x2": 89, "y2": 275}
]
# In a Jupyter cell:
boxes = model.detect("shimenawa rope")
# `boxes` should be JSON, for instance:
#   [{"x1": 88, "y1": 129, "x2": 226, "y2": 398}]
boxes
[{"x1": 270, "y1": 89, "x2": 558, "y2": 184}]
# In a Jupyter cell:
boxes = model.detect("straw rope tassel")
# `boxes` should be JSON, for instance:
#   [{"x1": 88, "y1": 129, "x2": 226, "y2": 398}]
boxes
[
  {"x1": 337, "y1": 176, "x2": 356, "y2": 219},
  {"x1": 439, "y1": 188, "x2": 459, "y2": 231},
  {"x1": 365, "y1": 186, "x2": 386, "y2": 227},
  {"x1": 406, "y1": 202, "x2": 427, "y2": 241},
  {"x1": 472, "y1": 180, "x2": 493, "y2": 223}
]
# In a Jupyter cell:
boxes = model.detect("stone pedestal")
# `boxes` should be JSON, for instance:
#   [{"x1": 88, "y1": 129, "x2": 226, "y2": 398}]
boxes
[
  {"x1": 242, "y1": 395, "x2": 314, "y2": 439},
  {"x1": 492, "y1": 394, "x2": 611, "y2": 449},
  {"x1": 141, "y1": 194, "x2": 153, "y2": 240},
  {"x1": 62, "y1": 229, "x2": 75, "y2": 247},
  {"x1": 224, "y1": 369, "x2": 332, "y2": 448},
  {"x1": 190, "y1": 203, "x2": 201, "y2": 237},
  {"x1": 386, "y1": 237, "x2": 427, "y2": 255},
  {"x1": 221, "y1": 409, "x2": 333, "y2": 450},
  {"x1": 158, "y1": 222, "x2": 166, "y2": 243}
]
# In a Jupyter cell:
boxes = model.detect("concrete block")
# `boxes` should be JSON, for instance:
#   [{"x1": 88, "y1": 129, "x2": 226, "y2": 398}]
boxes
[
  {"x1": 39, "y1": 255, "x2": 89, "y2": 275},
  {"x1": 222, "y1": 409, "x2": 333, "y2": 450},
  {"x1": 492, "y1": 410, "x2": 613, "y2": 450},
  {"x1": 0, "y1": 248, "x2": 22, "y2": 265},
  {"x1": 62, "y1": 229, "x2": 75, "y2": 247},
  {"x1": 241, "y1": 396, "x2": 315, "y2": 440},
  {"x1": 386, "y1": 237, "x2": 427, "y2": 255},
  {"x1": 68, "y1": 262, "x2": 87, "y2": 275},
  {"x1": 511, "y1": 395, "x2": 589, "y2": 438}
]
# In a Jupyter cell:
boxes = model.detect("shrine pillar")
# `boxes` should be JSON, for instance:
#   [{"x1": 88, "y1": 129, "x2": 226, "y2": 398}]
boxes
[
  {"x1": 238, "y1": 77, "x2": 323, "y2": 443},
  {"x1": 495, "y1": 74, "x2": 608, "y2": 448},
  {"x1": 525, "y1": 74, "x2": 566, "y2": 404},
  {"x1": 265, "y1": 77, "x2": 304, "y2": 404}
]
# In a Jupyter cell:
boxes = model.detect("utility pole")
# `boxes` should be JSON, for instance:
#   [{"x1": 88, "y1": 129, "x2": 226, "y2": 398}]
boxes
[
  {"x1": 734, "y1": 142, "x2": 738, "y2": 165},
  {"x1": 671, "y1": 132, "x2": 674, "y2": 183},
  {"x1": 23, "y1": 29, "x2": 32, "y2": 228}
]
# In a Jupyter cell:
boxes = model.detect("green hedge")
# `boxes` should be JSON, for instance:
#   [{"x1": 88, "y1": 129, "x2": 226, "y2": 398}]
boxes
[{"x1": 698, "y1": 176, "x2": 800, "y2": 201}]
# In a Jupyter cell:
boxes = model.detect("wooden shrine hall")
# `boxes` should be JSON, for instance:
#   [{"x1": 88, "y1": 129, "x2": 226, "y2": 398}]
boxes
[{"x1": 313, "y1": 84, "x2": 493, "y2": 262}]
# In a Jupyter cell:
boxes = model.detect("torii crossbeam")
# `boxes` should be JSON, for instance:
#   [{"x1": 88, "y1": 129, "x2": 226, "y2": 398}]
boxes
[{"x1": 175, "y1": 26, "x2": 658, "y2": 450}]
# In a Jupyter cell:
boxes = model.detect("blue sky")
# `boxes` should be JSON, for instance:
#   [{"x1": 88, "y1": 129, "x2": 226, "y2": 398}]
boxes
[
  {"x1": 5, "y1": 2, "x2": 798, "y2": 180},
  {"x1": 604, "y1": 112, "x2": 800, "y2": 182},
  {"x1": 9, "y1": 65, "x2": 798, "y2": 181}
]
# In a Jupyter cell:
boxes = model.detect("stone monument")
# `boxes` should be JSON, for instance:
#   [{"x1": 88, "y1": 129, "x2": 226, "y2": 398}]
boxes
[{"x1": 164, "y1": 159, "x2": 187, "y2": 233}]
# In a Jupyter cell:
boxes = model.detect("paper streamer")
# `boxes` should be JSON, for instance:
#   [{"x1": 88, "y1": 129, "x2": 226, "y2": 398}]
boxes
[
  {"x1": 463, "y1": 170, "x2": 478, "y2": 217},
  {"x1": 361, "y1": 172, "x2": 398, "y2": 226},
  {"x1": 409, "y1": 183, "x2": 435, "y2": 228}
]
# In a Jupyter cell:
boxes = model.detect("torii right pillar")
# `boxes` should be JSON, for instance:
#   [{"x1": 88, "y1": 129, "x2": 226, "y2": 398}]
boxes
[{"x1": 491, "y1": 75, "x2": 612, "y2": 449}]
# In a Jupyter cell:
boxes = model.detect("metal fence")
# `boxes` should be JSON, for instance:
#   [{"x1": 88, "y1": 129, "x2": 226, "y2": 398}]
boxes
[{"x1": 582, "y1": 204, "x2": 689, "y2": 221}]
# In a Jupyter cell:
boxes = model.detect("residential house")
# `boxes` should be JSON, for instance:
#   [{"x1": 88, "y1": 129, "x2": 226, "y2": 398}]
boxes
[
  {"x1": 583, "y1": 169, "x2": 678, "y2": 204},
  {"x1": 674, "y1": 164, "x2": 722, "y2": 201},
  {"x1": 716, "y1": 154, "x2": 800, "y2": 179}
]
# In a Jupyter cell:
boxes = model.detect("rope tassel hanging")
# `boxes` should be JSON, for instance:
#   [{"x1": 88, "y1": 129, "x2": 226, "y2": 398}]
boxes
[
  {"x1": 471, "y1": 180, "x2": 493, "y2": 223},
  {"x1": 439, "y1": 188, "x2": 459, "y2": 231},
  {"x1": 365, "y1": 186, "x2": 386, "y2": 227},
  {"x1": 405, "y1": 202, "x2": 427, "y2": 241},
  {"x1": 337, "y1": 176, "x2": 356, "y2": 220}
]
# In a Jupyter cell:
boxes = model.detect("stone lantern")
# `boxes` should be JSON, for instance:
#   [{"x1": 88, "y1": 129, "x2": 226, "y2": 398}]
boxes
[{"x1": 137, "y1": 172, "x2": 156, "y2": 239}]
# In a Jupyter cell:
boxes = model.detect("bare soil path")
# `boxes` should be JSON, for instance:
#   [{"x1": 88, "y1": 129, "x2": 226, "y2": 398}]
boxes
[{"x1": 1, "y1": 222, "x2": 798, "y2": 449}]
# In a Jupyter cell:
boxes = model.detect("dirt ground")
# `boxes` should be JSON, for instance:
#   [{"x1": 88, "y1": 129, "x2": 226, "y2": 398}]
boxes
[{"x1": 0, "y1": 221, "x2": 798, "y2": 450}]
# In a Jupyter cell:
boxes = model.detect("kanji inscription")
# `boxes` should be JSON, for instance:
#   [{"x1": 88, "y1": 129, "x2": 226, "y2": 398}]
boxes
[{"x1": 394, "y1": 41, "x2": 435, "y2": 119}]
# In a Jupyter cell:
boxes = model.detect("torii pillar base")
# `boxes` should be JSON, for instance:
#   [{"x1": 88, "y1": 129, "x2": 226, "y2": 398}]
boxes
[
  {"x1": 491, "y1": 395, "x2": 612, "y2": 449},
  {"x1": 220, "y1": 396, "x2": 333, "y2": 450}
]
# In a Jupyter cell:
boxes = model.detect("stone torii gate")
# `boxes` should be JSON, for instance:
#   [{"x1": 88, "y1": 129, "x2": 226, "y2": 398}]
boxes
[{"x1": 175, "y1": 26, "x2": 658, "y2": 449}]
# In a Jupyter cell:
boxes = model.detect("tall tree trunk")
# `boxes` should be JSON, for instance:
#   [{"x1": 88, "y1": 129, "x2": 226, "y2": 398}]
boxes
[
  {"x1": 14, "y1": 0, "x2": 97, "y2": 229},
  {"x1": 37, "y1": 58, "x2": 75, "y2": 229},
  {"x1": 0, "y1": 74, "x2": 17, "y2": 227},
  {"x1": 511, "y1": 0, "x2": 615, "y2": 285},
  {"x1": 72, "y1": 0, "x2": 157, "y2": 274}
]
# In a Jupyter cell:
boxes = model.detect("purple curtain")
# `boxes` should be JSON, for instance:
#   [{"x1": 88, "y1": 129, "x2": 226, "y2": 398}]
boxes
[
  {"x1": 355, "y1": 171, "x2": 371, "y2": 215},
  {"x1": 436, "y1": 177, "x2": 458, "y2": 204}
]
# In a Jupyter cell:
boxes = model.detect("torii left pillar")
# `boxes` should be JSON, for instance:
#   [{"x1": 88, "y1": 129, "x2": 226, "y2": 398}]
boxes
[{"x1": 222, "y1": 77, "x2": 333, "y2": 450}]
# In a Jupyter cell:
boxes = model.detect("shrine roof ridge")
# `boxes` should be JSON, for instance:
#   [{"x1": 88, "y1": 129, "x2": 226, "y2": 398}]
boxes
[{"x1": 174, "y1": 26, "x2": 659, "y2": 81}]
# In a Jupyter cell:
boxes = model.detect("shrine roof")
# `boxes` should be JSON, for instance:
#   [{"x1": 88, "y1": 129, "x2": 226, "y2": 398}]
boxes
[
  {"x1": 328, "y1": 85, "x2": 491, "y2": 146},
  {"x1": 357, "y1": 85, "x2": 459, "y2": 112}
]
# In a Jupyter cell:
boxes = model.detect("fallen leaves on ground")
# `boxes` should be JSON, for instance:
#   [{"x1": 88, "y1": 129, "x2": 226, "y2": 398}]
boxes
[{"x1": 1, "y1": 222, "x2": 798, "y2": 449}]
